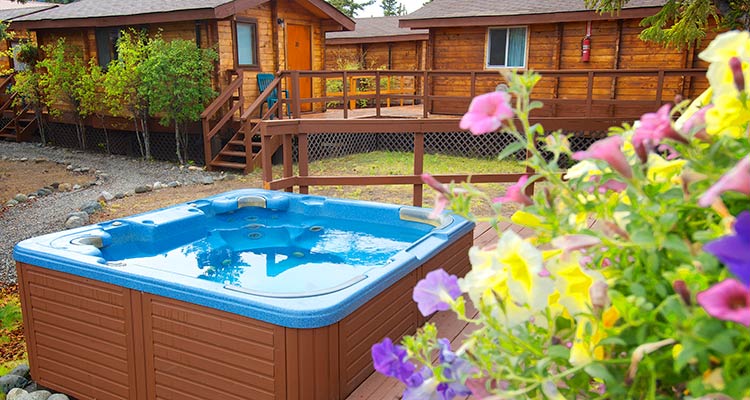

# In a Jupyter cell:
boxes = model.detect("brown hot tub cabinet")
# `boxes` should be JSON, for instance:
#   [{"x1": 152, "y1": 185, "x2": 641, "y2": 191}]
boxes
[{"x1": 15, "y1": 219, "x2": 472, "y2": 399}]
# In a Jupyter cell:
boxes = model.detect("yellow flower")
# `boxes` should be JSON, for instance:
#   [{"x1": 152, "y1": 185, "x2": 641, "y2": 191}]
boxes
[
  {"x1": 511, "y1": 210, "x2": 545, "y2": 229},
  {"x1": 646, "y1": 154, "x2": 687, "y2": 184},
  {"x1": 705, "y1": 93, "x2": 750, "y2": 138},
  {"x1": 564, "y1": 160, "x2": 603, "y2": 180},
  {"x1": 495, "y1": 231, "x2": 553, "y2": 311},
  {"x1": 547, "y1": 253, "x2": 605, "y2": 316},
  {"x1": 702, "y1": 368, "x2": 726, "y2": 391},
  {"x1": 569, "y1": 317, "x2": 607, "y2": 366},
  {"x1": 699, "y1": 30, "x2": 750, "y2": 96},
  {"x1": 672, "y1": 344, "x2": 683, "y2": 360},
  {"x1": 602, "y1": 306, "x2": 620, "y2": 328}
]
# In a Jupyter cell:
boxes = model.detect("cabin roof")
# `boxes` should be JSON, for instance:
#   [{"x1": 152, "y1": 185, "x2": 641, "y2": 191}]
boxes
[
  {"x1": 400, "y1": 0, "x2": 666, "y2": 28},
  {"x1": 326, "y1": 16, "x2": 428, "y2": 45},
  {"x1": 12, "y1": 0, "x2": 354, "y2": 31},
  {"x1": 0, "y1": 0, "x2": 56, "y2": 22}
]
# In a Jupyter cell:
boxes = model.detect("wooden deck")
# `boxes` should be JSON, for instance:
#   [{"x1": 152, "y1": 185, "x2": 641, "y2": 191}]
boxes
[
  {"x1": 300, "y1": 104, "x2": 455, "y2": 120},
  {"x1": 346, "y1": 221, "x2": 535, "y2": 399}
]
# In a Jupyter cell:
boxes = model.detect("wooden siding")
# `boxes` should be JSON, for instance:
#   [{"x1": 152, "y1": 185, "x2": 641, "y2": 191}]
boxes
[
  {"x1": 326, "y1": 41, "x2": 426, "y2": 71},
  {"x1": 428, "y1": 19, "x2": 713, "y2": 115}
]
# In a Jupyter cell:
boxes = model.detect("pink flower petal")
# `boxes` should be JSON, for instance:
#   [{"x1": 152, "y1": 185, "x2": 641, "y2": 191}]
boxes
[{"x1": 696, "y1": 279, "x2": 750, "y2": 327}]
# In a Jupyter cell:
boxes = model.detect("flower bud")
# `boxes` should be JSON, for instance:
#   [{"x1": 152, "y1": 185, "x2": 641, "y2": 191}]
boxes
[
  {"x1": 729, "y1": 57, "x2": 745, "y2": 92},
  {"x1": 590, "y1": 280, "x2": 609, "y2": 312},
  {"x1": 673, "y1": 280, "x2": 692, "y2": 305}
]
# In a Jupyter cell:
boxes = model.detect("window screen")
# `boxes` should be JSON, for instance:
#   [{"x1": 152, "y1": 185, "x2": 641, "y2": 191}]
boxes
[
  {"x1": 236, "y1": 22, "x2": 257, "y2": 67},
  {"x1": 95, "y1": 27, "x2": 122, "y2": 67},
  {"x1": 487, "y1": 27, "x2": 527, "y2": 68}
]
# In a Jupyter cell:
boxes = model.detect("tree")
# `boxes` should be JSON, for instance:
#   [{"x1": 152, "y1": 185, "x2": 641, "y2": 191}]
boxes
[
  {"x1": 38, "y1": 38, "x2": 89, "y2": 149},
  {"x1": 381, "y1": 0, "x2": 407, "y2": 16},
  {"x1": 103, "y1": 30, "x2": 152, "y2": 159},
  {"x1": 326, "y1": 0, "x2": 375, "y2": 17},
  {"x1": 79, "y1": 60, "x2": 112, "y2": 153},
  {"x1": 585, "y1": 0, "x2": 750, "y2": 49},
  {"x1": 140, "y1": 38, "x2": 217, "y2": 165}
]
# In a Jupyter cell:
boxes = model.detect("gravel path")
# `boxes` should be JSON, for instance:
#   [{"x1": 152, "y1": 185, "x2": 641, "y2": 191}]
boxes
[{"x1": 0, "y1": 142, "x2": 228, "y2": 284}]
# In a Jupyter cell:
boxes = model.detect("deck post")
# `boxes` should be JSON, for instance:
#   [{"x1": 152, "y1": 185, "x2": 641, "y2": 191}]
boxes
[
  {"x1": 298, "y1": 133, "x2": 309, "y2": 194},
  {"x1": 261, "y1": 124, "x2": 273, "y2": 189},
  {"x1": 422, "y1": 71, "x2": 429, "y2": 119},
  {"x1": 375, "y1": 71, "x2": 381, "y2": 117},
  {"x1": 201, "y1": 117, "x2": 213, "y2": 170},
  {"x1": 413, "y1": 131, "x2": 425, "y2": 207},
  {"x1": 291, "y1": 71, "x2": 302, "y2": 119},
  {"x1": 342, "y1": 71, "x2": 349, "y2": 119},
  {"x1": 283, "y1": 134, "x2": 294, "y2": 192}
]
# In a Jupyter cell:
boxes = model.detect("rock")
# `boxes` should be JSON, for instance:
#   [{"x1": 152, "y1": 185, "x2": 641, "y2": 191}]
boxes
[
  {"x1": 79, "y1": 167, "x2": 90, "y2": 173},
  {"x1": 167, "y1": 181, "x2": 180, "y2": 188},
  {"x1": 73, "y1": 168, "x2": 82, "y2": 173},
  {"x1": 66, "y1": 165, "x2": 73, "y2": 171},
  {"x1": 7, "y1": 388, "x2": 28, "y2": 400},
  {"x1": 50, "y1": 182, "x2": 60, "y2": 189},
  {"x1": 17, "y1": 390, "x2": 52, "y2": 400},
  {"x1": 79, "y1": 201, "x2": 103, "y2": 215},
  {"x1": 0, "y1": 375, "x2": 28, "y2": 394},
  {"x1": 46, "y1": 394, "x2": 69, "y2": 400},
  {"x1": 223, "y1": 174, "x2": 236, "y2": 181},
  {"x1": 98, "y1": 173, "x2": 109, "y2": 180},
  {"x1": 5, "y1": 199, "x2": 18, "y2": 207},
  {"x1": 20, "y1": 381, "x2": 39, "y2": 392},
  {"x1": 13, "y1": 193, "x2": 28, "y2": 203},
  {"x1": 134, "y1": 185, "x2": 152, "y2": 194},
  {"x1": 65, "y1": 212, "x2": 89, "y2": 229},
  {"x1": 33, "y1": 158, "x2": 46, "y2": 163},
  {"x1": 57, "y1": 183, "x2": 72, "y2": 192},
  {"x1": 188, "y1": 165, "x2": 202, "y2": 171},
  {"x1": 36, "y1": 188, "x2": 52, "y2": 197},
  {"x1": 201, "y1": 176, "x2": 214, "y2": 185},
  {"x1": 114, "y1": 192, "x2": 126, "y2": 199},
  {"x1": 19, "y1": 157, "x2": 28, "y2": 162},
  {"x1": 97, "y1": 191, "x2": 114, "y2": 203},
  {"x1": 214, "y1": 175, "x2": 225, "y2": 182},
  {"x1": 152, "y1": 182, "x2": 163, "y2": 190},
  {"x1": 8, "y1": 365, "x2": 30, "y2": 379},
  {"x1": 72, "y1": 184, "x2": 81, "y2": 191}
]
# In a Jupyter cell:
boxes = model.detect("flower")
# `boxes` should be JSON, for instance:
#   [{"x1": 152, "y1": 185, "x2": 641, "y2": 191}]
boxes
[
  {"x1": 632, "y1": 104, "x2": 686, "y2": 162},
  {"x1": 493, "y1": 175, "x2": 533, "y2": 206},
  {"x1": 413, "y1": 269, "x2": 462, "y2": 316},
  {"x1": 572, "y1": 136, "x2": 633, "y2": 179},
  {"x1": 646, "y1": 153, "x2": 686, "y2": 184},
  {"x1": 704, "y1": 211, "x2": 750, "y2": 285},
  {"x1": 547, "y1": 253, "x2": 606, "y2": 316},
  {"x1": 551, "y1": 234, "x2": 602, "y2": 253},
  {"x1": 459, "y1": 91, "x2": 513, "y2": 135},
  {"x1": 371, "y1": 338, "x2": 415, "y2": 382},
  {"x1": 679, "y1": 105, "x2": 711, "y2": 140},
  {"x1": 699, "y1": 30, "x2": 750, "y2": 96},
  {"x1": 698, "y1": 156, "x2": 750, "y2": 207},
  {"x1": 705, "y1": 93, "x2": 750, "y2": 138},
  {"x1": 696, "y1": 279, "x2": 750, "y2": 327}
]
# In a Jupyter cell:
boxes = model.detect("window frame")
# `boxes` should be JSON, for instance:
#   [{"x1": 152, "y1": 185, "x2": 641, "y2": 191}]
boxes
[
  {"x1": 95, "y1": 26, "x2": 124, "y2": 68},
  {"x1": 233, "y1": 17, "x2": 260, "y2": 70},
  {"x1": 484, "y1": 26, "x2": 529, "y2": 69}
]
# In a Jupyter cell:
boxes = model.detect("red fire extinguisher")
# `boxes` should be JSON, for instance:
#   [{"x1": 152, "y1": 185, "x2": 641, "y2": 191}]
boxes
[{"x1": 581, "y1": 21, "x2": 592, "y2": 62}]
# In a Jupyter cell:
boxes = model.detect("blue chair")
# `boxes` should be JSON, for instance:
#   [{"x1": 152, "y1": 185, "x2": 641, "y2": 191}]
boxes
[{"x1": 257, "y1": 73, "x2": 290, "y2": 118}]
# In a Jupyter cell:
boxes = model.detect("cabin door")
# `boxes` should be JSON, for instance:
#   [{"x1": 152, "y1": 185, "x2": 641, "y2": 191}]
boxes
[{"x1": 286, "y1": 24, "x2": 312, "y2": 112}]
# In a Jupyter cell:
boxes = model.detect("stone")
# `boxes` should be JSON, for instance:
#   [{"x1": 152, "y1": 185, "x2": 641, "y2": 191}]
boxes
[
  {"x1": 72, "y1": 184, "x2": 81, "y2": 191},
  {"x1": 13, "y1": 193, "x2": 28, "y2": 203},
  {"x1": 33, "y1": 158, "x2": 46, "y2": 163},
  {"x1": 19, "y1": 390, "x2": 52, "y2": 400},
  {"x1": 97, "y1": 191, "x2": 114, "y2": 203},
  {"x1": 134, "y1": 185, "x2": 152, "y2": 194},
  {"x1": 66, "y1": 165, "x2": 73, "y2": 170},
  {"x1": 6, "y1": 388, "x2": 28, "y2": 400},
  {"x1": 201, "y1": 176, "x2": 214, "y2": 185},
  {"x1": 36, "y1": 188, "x2": 52, "y2": 197},
  {"x1": 19, "y1": 157, "x2": 28, "y2": 162},
  {"x1": 8, "y1": 365, "x2": 30, "y2": 379},
  {"x1": 152, "y1": 182, "x2": 163, "y2": 190},
  {"x1": 47, "y1": 394, "x2": 69, "y2": 400},
  {"x1": 223, "y1": 174, "x2": 236, "y2": 181},
  {"x1": 0, "y1": 375, "x2": 28, "y2": 394},
  {"x1": 58, "y1": 183, "x2": 72, "y2": 192},
  {"x1": 79, "y1": 167, "x2": 90, "y2": 173},
  {"x1": 65, "y1": 212, "x2": 89, "y2": 229},
  {"x1": 166, "y1": 181, "x2": 180, "y2": 188},
  {"x1": 79, "y1": 201, "x2": 102, "y2": 215},
  {"x1": 114, "y1": 192, "x2": 126, "y2": 199},
  {"x1": 73, "y1": 168, "x2": 82, "y2": 173},
  {"x1": 5, "y1": 199, "x2": 18, "y2": 207},
  {"x1": 98, "y1": 173, "x2": 109, "y2": 180},
  {"x1": 188, "y1": 165, "x2": 202, "y2": 171}
]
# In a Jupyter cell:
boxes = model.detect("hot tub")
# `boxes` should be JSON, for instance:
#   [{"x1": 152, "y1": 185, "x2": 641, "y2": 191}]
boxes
[{"x1": 14, "y1": 189, "x2": 474, "y2": 400}]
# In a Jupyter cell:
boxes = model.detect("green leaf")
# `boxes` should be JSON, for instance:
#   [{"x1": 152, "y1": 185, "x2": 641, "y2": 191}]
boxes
[
  {"x1": 546, "y1": 345, "x2": 570, "y2": 360},
  {"x1": 496, "y1": 141, "x2": 525, "y2": 161},
  {"x1": 584, "y1": 363, "x2": 614, "y2": 382}
]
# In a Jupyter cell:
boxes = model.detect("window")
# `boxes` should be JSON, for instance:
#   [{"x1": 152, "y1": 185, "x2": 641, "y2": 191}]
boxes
[
  {"x1": 486, "y1": 27, "x2": 527, "y2": 68},
  {"x1": 96, "y1": 27, "x2": 122, "y2": 67},
  {"x1": 10, "y1": 41, "x2": 27, "y2": 72},
  {"x1": 235, "y1": 20, "x2": 258, "y2": 68}
]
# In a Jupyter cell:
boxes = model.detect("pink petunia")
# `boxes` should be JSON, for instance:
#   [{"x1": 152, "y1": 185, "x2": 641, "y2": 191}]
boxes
[
  {"x1": 459, "y1": 91, "x2": 514, "y2": 135},
  {"x1": 632, "y1": 104, "x2": 686, "y2": 162},
  {"x1": 680, "y1": 105, "x2": 712, "y2": 141},
  {"x1": 493, "y1": 175, "x2": 533, "y2": 206},
  {"x1": 572, "y1": 136, "x2": 633, "y2": 179},
  {"x1": 698, "y1": 156, "x2": 750, "y2": 207},
  {"x1": 696, "y1": 279, "x2": 750, "y2": 327}
]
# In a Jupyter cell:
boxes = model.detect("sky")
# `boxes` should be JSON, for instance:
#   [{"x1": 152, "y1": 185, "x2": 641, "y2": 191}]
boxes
[{"x1": 358, "y1": 0, "x2": 426, "y2": 18}]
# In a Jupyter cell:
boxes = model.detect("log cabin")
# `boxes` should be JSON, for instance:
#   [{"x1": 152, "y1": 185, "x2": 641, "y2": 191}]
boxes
[
  {"x1": 10, "y1": 0, "x2": 354, "y2": 117},
  {"x1": 325, "y1": 16, "x2": 427, "y2": 71},
  {"x1": 399, "y1": 0, "x2": 714, "y2": 117},
  {"x1": 0, "y1": 0, "x2": 56, "y2": 73}
]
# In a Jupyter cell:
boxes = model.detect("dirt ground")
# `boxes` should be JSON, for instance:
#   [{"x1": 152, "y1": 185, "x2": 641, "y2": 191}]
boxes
[{"x1": 0, "y1": 160, "x2": 95, "y2": 202}]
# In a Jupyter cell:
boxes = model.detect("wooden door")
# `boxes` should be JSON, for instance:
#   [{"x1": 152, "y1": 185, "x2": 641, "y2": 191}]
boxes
[{"x1": 286, "y1": 24, "x2": 312, "y2": 112}]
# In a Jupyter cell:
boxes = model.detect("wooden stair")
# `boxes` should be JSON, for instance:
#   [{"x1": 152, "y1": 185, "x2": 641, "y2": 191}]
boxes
[
  {"x1": 0, "y1": 107, "x2": 37, "y2": 143},
  {"x1": 208, "y1": 125, "x2": 264, "y2": 174}
]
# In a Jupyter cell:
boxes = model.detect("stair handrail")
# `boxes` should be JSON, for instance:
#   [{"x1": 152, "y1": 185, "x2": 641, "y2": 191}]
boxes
[
  {"x1": 202, "y1": 70, "x2": 244, "y2": 167},
  {"x1": 239, "y1": 74, "x2": 283, "y2": 122},
  {"x1": 0, "y1": 101, "x2": 31, "y2": 133}
]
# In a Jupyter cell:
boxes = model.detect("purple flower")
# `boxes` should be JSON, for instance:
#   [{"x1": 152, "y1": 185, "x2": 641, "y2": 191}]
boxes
[
  {"x1": 493, "y1": 175, "x2": 533, "y2": 206},
  {"x1": 413, "y1": 269, "x2": 462, "y2": 316},
  {"x1": 572, "y1": 136, "x2": 633, "y2": 179},
  {"x1": 632, "y1": 104, "x2": 686, "y2": 162},
  {"x1": 404, "y1": 366, "x2": 433, "y2": 389},
  {"x1": 704, "y1": 211, "x2": 750, "y2": 285},
  {"x1": 730, "y1": 56, "x2": 745, "y2": 91},
  {"x1": 698, "y1": 156, "x2": 750, "y2": 207},
  {"x1": 696, "y1": 279, "x2": 750, "y2": 327},
  {"x1": 371, "y1": 338, "x2": 415, "y2": 382},
  {"x1": 459, "y1": 91, "x2": 514, "y2": 135}
]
